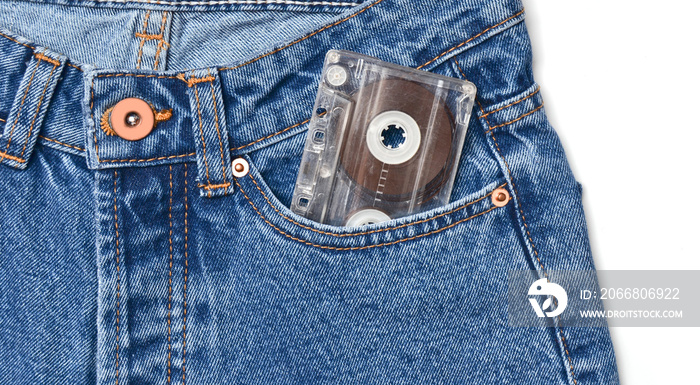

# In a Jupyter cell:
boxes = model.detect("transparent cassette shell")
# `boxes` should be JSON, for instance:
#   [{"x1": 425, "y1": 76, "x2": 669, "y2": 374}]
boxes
[{"x1": 292, "y1": 50, "x2": 477, "y2": 227}]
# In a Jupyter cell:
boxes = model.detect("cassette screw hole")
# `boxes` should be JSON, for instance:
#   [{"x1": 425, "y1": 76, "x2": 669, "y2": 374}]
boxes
[
  {"x1": 491, "y1": 187, "x2": 510, "y2": 207},
  {"x1": 326, "y1": 65, "x2": 348, "y2": 86},
  {"x1": 298, "y1": 197, "x2": 310, "y2": 207},
  {"x1": 316, "y1": 107, "x2": 327, "y2": 116},
  {"x1": 380, "y1": 124, "x2": 406, "y2": 149}
]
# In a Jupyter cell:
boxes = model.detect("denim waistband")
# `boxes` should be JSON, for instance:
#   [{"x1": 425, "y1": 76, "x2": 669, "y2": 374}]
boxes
[{"x1": 0, "y1": 0, "x2": 527, "y2": 189}]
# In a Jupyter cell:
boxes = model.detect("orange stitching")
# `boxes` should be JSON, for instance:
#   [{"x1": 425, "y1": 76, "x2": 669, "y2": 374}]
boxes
[
  {"x1": 167, "y1": 165, "x2": 174, "y2": 385},
  {"x1": 0, "y1": 151, "x2": 26, "y2": 163},
  {"x1": 38, "y1": 135, "x2": 85, "y2": 151},
  {"x1": 182, "y1": 164, "x2": 188, "y2": 384},
  {"x1": 220, "y1": 0, "x2": 386, "y2": 71},
  {"x1": 418, "y1": 9, "x2": 524, "y2": 70},
  {"x1": 20, "y1": 63, "x2": 58, "y2": 157},
  {"x1": 0, "y1": 117, "x2": 5, "y2": 122},
  {"x1": 113, "y1": 170, "x2": 121, "y2": 385},
  {"x1": 33, "y1": 52, "x2": 61, "y2": 66},
  {"x1": 236, "y1": 178, "x2": 505, "y2": 251},
  {"x1": 480, "y1": 86, "x2": 541, "y2": 118},
  {"x1": 485, "y1": 104, "x2": 543, "y2": 132},
  {"x1": 100, "y1": 106, "x2": 117, "y2": 136},
  {"x1": 559, "y1": 331, "x2": 577, "y2": 384},
  {"x1": 453, "y1": 57, "x2": 469, "y2": 80},
  {"x1": 136, "y1": 11, "x2": 151, "y2": 69},
  {"x1": 229, "y1": 7, "x2": 519, "y2": 151},
  {"x1": 154, "y1": 108, "x2": 173, "y2": 124},
  {"x1": 96, "y1": 73, "x2": 181, "y2": 80},
  {"x1": 101, "y1": 152, "x2": 195, "y2": 163},
  {"x1": 248, "y1": 172, "x2": 504, "y2": 237},
  {"x1": 232, "y1": 117, "x2": 309, "y2": 151},
  {"x1": 192, "y1": 84, "x2": 212, "y2": 193},
  {"x1": 0, "y1": 31, "x2": 33, "y2": 49},
  {"x1": 1, "y1": 58, "x2": 41, "y2": 164},
  {"x1": 207, "y1": 69, "x2": 228, "y2": 186},
  {"x1": 134, "y1": 32, "x2": 169, "y2": 42},
  {"x1": 484, "y1": 104, "x2": 577, "y2": 383},
  {"x1": 176, "y1": 73, "x2": 216, "y2": 87},
  {"x1": 153, "y1": 11, "x2": 169, "y2": 70},
  {"x1": 0, "y1": 32, "x2": 80, "y2": 72},
  {"x1": 197, "y1": 182, "x2": 231, "y2": 190},
  {"x1": 487, "y1": 133, "x2": 545, "y2": 273}
]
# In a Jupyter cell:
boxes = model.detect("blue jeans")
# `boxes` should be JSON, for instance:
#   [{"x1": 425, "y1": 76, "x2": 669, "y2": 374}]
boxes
[{"x1": 0, "y1": 0, "x2": 619, "y2": 384}]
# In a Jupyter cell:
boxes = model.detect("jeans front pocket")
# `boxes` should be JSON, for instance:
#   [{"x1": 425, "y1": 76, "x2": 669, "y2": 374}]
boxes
[{"x1": 235, "y1": 153, "x2": 511, "y2": 250}]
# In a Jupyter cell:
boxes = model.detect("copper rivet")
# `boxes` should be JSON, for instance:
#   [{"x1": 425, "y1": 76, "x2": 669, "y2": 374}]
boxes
[
  {"x1": 110, "y1": 97, "x2": 155, "y2": 141},
  {"x1": 491, "y1": 187, "x2": 510, "y2": 207},
  {"x1": 231, "y1": 158, "x2": 249, "y2": 178}
]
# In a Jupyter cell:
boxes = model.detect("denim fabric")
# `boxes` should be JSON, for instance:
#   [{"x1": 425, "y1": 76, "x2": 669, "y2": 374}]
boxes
[{"x1": 0, "y1": 0, "x2": 619, "y2": 384}]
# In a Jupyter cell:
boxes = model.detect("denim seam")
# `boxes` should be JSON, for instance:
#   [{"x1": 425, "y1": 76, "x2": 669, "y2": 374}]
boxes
[
  {"x1": 224, "y1": 5, "x2": 523, "y2": 151},
  {"x1": 232, "y1": 111, "x2": 326, "y2": 151},
  {"x1": 480, "y1": 99, "x2": 578, "y2": 384},
  {"x1": 197, "y1": 182, "x2": 231, "y2": 190},
  {"x1": 91, "y1": 77, "x2": 101, "y2": 162},
  {"x1": 417, "y1": 9, "x2": 524, "y2": 69},
  {"x1": 153, "y1": 11, "x2": 170, "y2": 70},
  {"x1": 207, "y1": 69, "x2": 228, "y2": 186},
  {"x1": 177, "y1": 73, "x2": 216, "y2": 86},
  {"x1": 98, "y1": 73, "x2": 181, "y2": 80},
  {"x1": 0, "y1": 151, "x2": 25, "y2": 163},
  {"x1": 0, "y1": 34, "x2": 82, "y2": 70},
  {"x1": 220, "y1": 0, "x2": 386, "y2": 71},
  {"x1": 182, "y1": 163, "x2": 189, "y2": 384},
  {"x1": 167, "y1": 165, "x2": 174, "y2": 385},
  {"x1": 38, "y1": 135, "x2": 85, "y2": 151},
  {"x1": 34, "y1": 52, "x2": 62, "y2": 66},
  {"x1": 1, "y1": 58, "x2": 41, "y2": 164},
  {"x1": 135, "y1": 32, "x2": 167, "y2": 41},
  {"x1": 136, "y1": 11, "x2": 151, "y2": 69},
  {"x1": 88, "y1": 0, "x2": 360, "y2": 5},
  {"x1": 192, "y1": 82, "x2": 213, "y2": 196},
  {"x1": 113, "y1": 170, "x2": 122, "y2": 385},
  {"x1": 103, "y1": 153, "x2": 196, "y2": 163},
  {"x1": 236, "y1": 177, "x2": 508, "y2": 250},
  {"x1": 485, "y1": 104, "x2": 544, "y2": 133},
  {"x1": 454, "y1": 59, "x2": 545, "y2": 133},
  {"x1": 19, "y1": 62, "x2": 59, "y2": 157},
  {"x1": 248, "y1": 172, "x2": 506, "y2": 237},
  {"x1": 479, "y1": 86, "x2": 541, "y2": 118}
]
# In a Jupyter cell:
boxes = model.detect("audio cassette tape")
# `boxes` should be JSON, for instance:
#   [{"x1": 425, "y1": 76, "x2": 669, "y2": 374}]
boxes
[{"x1": 291, "y1": 50, "x2": 477, "y2": 227}]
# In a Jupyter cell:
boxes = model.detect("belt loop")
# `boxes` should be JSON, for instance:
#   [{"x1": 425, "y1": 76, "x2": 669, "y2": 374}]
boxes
[
  {"x1": 181, "y1": 68, "x2": 234, "y2": 197},
  {"x1": 0, "y1": 46, "x2": 66, "y2": 169}
]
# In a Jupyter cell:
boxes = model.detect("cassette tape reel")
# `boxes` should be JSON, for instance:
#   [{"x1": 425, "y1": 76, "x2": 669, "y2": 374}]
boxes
[{"x1": 292, "y1": 50, "x2": 476, "y2": 227}]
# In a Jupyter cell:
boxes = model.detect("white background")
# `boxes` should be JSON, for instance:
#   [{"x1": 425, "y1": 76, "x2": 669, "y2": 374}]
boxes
[{"x1": 522, "y1": 1, "x2": 699, "y2": 383}]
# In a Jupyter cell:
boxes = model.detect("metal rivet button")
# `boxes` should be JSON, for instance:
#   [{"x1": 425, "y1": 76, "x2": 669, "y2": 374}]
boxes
[
  {"x1": 491, "y1": 187, "x2": 510, "y2": 207},
  {"x1": 232, "y1": 158, "x2": 249, "y2": 178},
  {"x1": 110, "y1": 98, "x2": 154, "y2": 141}
]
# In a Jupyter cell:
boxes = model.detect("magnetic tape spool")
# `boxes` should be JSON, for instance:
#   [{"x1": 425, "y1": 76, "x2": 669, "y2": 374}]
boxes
[{"x1": 338, "y1": 78, "x2": 454, "y2": 204}]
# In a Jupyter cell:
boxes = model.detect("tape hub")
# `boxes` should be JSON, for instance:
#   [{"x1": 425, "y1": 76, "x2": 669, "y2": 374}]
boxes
[
  {"x1": 366, "y1": 110, "x2": 421, "y2": 165},
  {"x1": 345, "y1": 209, "x2": 392, "y2": 227}
]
